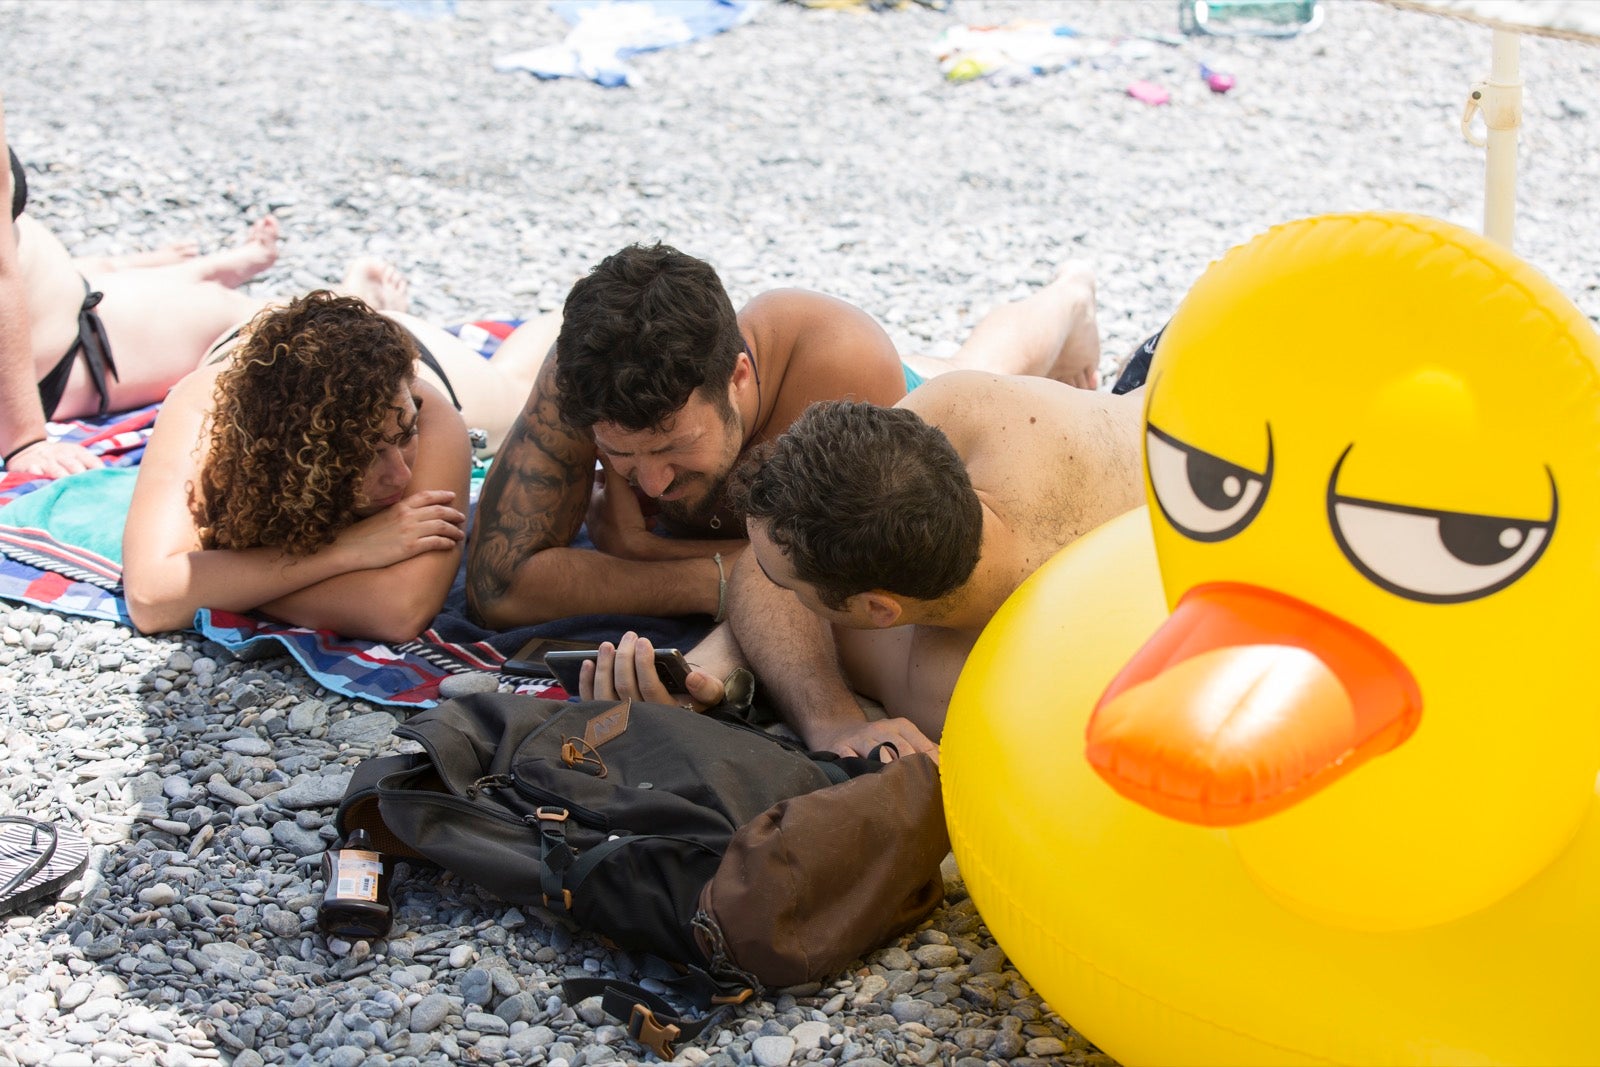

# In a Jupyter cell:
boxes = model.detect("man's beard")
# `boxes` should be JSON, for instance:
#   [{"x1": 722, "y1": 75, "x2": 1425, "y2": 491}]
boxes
[{"x1": 654, "y1": 471, "x2": 732, "y2": 531}]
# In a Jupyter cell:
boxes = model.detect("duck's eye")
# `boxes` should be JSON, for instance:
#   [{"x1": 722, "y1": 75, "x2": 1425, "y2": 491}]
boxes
[
  {"x1": 1146, "y1": 423, "x2": 1272, "y2": 542},
  {"x1": 1328, "y1": 452, "x2": 1556, "y2": 604}
]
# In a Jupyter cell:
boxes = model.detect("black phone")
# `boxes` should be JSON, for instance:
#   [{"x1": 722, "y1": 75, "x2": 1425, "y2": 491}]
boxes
[{"x1": 542, "y1": 648, "x2": 693, "y2": 695}]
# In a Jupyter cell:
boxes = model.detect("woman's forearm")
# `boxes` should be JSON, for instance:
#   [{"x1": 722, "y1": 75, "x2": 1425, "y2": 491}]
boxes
[
  {"x1": 123, "y1": 540, "x2": 362, "y2": 634},
  {"x1": 255, "y1": 544, "x2": 462, "y2": 643}
]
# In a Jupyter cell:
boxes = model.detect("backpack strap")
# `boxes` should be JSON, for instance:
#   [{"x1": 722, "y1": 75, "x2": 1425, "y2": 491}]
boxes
[
  {"x1": 532, "y1": 807, "x2": 576, "y2": 910},
  {"x1": 560, "y1": 975, "x2": 753, "y2": 1059}
]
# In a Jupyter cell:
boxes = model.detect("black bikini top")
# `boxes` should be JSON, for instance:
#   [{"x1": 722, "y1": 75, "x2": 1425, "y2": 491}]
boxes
[{"x1": 8, "y1": 148, "x2": 25, "y2": 222}]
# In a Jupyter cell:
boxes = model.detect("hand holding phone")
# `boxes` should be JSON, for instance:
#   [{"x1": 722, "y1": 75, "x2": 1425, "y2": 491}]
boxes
[{"x1": 544, "y1": 647, "x2": 693, "y2": 697}]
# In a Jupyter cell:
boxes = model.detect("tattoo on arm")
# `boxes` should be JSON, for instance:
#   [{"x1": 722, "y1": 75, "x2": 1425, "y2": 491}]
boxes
[{"x1": 467, "y1": 363, "x2": 594, "y2": 615}]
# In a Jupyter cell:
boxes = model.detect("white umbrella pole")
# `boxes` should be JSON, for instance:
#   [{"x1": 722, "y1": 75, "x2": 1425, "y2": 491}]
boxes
[{"x1": 1479, "y1": 28, "x2": 1523, "y2": 247}]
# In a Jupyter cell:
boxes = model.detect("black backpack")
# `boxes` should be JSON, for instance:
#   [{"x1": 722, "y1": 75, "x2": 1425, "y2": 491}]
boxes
[{"x1": 336, "y1": 691, "x2": 948, "y2": 1056}]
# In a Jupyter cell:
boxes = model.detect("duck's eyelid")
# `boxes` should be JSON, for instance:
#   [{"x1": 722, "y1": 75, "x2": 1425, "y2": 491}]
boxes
[
  {"x1": 1147, "y1": 422, "x2": 1270, "y2": 478},
  {"x1": 1145, "y1": 423, "x2": 1185, "y2": 451},
  {"x1": 1332, "y1": 493, "x2": 1550, "y2": 527}
]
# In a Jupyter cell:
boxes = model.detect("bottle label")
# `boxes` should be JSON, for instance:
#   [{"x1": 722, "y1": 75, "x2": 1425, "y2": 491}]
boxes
[{"x1": 334, "y1": 849, "x2": 383, "y2": 903}]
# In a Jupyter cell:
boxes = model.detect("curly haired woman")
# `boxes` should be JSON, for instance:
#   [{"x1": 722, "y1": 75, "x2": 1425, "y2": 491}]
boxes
[{"x1": 123, "y1": 290, "x2": 473, "y2": 642}]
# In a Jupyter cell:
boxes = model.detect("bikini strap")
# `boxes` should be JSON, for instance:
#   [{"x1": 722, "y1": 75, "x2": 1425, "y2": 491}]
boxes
[
  {"x1": 412, "y1": 335, "x2": 464, "y2": 412},
  {"x1": 77, "y1": 278, "x2": 118, "y2": 417}
]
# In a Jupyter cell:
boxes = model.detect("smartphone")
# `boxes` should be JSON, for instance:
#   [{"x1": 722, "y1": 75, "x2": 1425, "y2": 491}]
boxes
[{"x1": 543, "y1": 648, "x2": 693, "y2": 696}]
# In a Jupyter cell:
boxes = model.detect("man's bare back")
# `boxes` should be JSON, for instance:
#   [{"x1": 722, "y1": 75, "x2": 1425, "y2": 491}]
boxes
[{"x1": 831, "y1": 372, "x2": 1147, "y2": 740}]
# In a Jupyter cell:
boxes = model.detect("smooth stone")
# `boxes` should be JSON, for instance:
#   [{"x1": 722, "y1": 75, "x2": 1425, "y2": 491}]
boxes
[
  {"x1": 408, "y1": 993, "x2": 452, "y2": 1033},
  {"x1": 913, "y1": 944, "x2": 961, "y2": 968},
  {"x1": 221, "y1": 736, "x2": 271, "y2": 757},
  {"x1": 437, "y1": 672, "x2": 500, "y2": 698},
  {"x1": 460, "y1": 967, "x2": 492, "y2": 1008},
  {"x1": 286, "y1": 699, "x2": 329, "y2": 731},
  {"x1": 271, "y1": 773, "x2": 351, "y2": 810},
  {"x1": 790, "y1": 1020, "x2": 830, "y2": 1050},
  {"x1": 326, "y1": 711, "x2": 399, "y2": 745},
  {"x1": 752, "y1": 1035, "x2": 797, "y2": 1067},
  {"x1": 270, "y1": 820, "x2": 326, "y2": 856}
]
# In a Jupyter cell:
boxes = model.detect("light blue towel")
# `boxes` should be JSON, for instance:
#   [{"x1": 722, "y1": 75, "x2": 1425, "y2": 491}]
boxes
[{"x1": 494, "y1": 0, "x2": 760, "y2": 88}]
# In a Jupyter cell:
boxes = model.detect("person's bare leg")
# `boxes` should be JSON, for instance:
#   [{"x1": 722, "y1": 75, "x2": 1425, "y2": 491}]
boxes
[
  {"x1": 903, "y1": 261, "x2": 1102, "y2": 390},
  {"x1": 83, "y1": 217, "x2": 280, "y2": 290},
  {"x1": 485, "y1": 311, "x2": 562, "y2": 403},
  {"x1": 72, "y1": 240, "x2": 201, "y2": 274},
  {"x1": 339, "y1": 255, "x2": 411, "y2": 313},
  {"x1": 48, "y1": 269, "x2": 267, "y2": 419}
]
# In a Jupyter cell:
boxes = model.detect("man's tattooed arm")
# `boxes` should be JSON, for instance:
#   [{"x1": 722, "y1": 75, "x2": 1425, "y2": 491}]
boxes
[{"x1": 465, "y1": 359, "x2": 594, "y2": 627}]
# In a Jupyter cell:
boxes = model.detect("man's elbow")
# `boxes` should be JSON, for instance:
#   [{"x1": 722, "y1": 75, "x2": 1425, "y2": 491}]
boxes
[
  {"x1": 465, "y1": 555, "x2": 568, "y2": 629},
  {"x1": 468, "y1": 586, "x2": 564, "y2": 629}
]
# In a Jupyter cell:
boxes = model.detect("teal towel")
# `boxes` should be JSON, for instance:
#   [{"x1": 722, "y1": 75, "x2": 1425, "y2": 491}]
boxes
[{"x1": 0, "y1": 467, "x2": 138, "y2": 566}]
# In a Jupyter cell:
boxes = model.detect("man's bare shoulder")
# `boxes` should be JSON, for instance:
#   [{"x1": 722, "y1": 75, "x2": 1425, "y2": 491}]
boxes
[
  {"x1": 740, "y1": 287, "x2": 861, "y2": 321},
  {"x1": 743, "y1": 288, "x2": 905, "y2": 439},
  {"x1": 901, "y1": 371, "x2": 1083, "y2": 443}
]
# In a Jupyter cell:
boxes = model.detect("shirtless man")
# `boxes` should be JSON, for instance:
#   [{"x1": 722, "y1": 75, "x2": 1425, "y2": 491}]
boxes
[
  {"x1": 584, "y1": 372, "x2": 1146, "y2": 758},
  {"x1": 466, "y1": 241, "x2": 1102, "y2": 628}
]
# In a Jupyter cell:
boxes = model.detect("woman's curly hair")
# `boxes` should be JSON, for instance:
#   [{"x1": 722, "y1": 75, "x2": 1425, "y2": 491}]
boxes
[{"x1": 193, "y1": 290, "x2": 418, "y2": 556}]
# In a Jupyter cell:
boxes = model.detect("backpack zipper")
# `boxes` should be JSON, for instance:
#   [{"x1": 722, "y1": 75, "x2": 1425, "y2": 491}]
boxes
[{"x1": 512, "y1": 777, "x2": 611, "y2": 832}]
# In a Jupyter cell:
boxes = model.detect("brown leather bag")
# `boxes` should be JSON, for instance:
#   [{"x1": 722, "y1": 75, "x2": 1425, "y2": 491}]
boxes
[{"x1": 695, "y1": 754, "x2": 948, "y2": 989}]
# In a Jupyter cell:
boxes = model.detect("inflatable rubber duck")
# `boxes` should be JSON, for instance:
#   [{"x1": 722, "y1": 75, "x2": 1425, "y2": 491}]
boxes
[{"x1": 942, "y1": 213, "x2": 1600, "y2": 1066}]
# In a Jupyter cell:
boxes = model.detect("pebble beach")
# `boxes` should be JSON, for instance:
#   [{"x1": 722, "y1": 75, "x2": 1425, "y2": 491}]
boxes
[{"x1": 2, "y1": 1, "x2": 1599, "y2": 1065}]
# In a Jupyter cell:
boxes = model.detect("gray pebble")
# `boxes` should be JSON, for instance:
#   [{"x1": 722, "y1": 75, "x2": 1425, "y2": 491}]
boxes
[
  {"x1": 464, "y1": 1010, "x2": 510, "y2": 1035},
  {"x1": 913, "y1": 944, "x2": 961, "y2": 968},
  {"x1": 326, "y1": 711, "x2": 399, "y2": 746},
  {"x1": 437, "y1": 671, "x2": 501, "y2": 698},
  {"x1": 408, "y1": 993, "x2": 452, "y2": 1033},
  {"x1": 460, "y1": 967, "x2": 492, "y2": 1008},
  {"x1": 271, "y1": 773, "x2": 352, "y2": 809},
  {"x1": 752, "y1": 1035, "x2": 796, "y2": 1067}
]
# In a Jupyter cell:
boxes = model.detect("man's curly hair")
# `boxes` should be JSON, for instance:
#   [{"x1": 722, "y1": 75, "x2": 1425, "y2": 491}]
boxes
[
  {"x1": 554, "y1": 243, "x2": 742, "y2": 431},
  {"x1": 730, "y1": 401, "x2": 983, "y2": 611},
  {"x1": 194, "y1": 290, "x2": 418, "y2": 556}
]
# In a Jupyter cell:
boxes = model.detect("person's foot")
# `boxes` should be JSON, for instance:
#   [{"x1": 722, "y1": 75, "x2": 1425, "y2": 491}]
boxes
[
  {"x1": 193, "y1": 215, "x2": 280, "y2": 288},
  {"x1": 339, "y1": 255, "x2": 411, "y2": 313},
  {"x1": 1043, "y1": 261, "x2": 1101, "y2": 390}
]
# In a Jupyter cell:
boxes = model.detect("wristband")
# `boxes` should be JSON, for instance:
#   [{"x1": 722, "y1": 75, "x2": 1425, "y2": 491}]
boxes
[
  {"x1": 712, "y1": 552, "x2": 728, "y2": 623},
  {"x1": 1, "y1": 436, "x2": 47, "y2": 465}
]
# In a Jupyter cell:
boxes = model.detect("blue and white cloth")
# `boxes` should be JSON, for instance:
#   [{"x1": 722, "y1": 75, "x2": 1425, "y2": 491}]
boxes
[{"x1": 495, "y1": 0, "x2": 760, "y2": 88}]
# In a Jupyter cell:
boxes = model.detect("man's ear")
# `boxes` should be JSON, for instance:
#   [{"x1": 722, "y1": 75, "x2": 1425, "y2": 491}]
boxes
[
  {"x1": 731, "y1": 349, "x2": 756, "y2": 390},
  {"x1": 857, "y1": 591, "x2": 904, "y2": 629}
]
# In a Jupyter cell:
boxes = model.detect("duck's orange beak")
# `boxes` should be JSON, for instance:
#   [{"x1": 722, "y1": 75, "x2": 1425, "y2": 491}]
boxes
[{"x1": 1085, "y1": 582, "x2": 1422, "y2": 827}]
